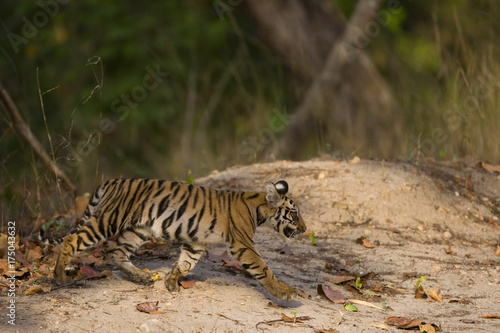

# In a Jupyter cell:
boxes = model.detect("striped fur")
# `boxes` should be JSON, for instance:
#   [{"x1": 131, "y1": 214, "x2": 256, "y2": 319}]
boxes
[{"x1": 52, "y1": 178, "x2": 306, "y2": 300}]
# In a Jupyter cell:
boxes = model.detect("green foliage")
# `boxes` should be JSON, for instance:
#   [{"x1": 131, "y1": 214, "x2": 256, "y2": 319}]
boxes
[
  {"x1": 309, "y1": 231, "x2": 317, "y2": 246},
  {"x1": 344, "y1": 303, "x2": 359, "y2": 312},
  {"x1": 186, "y1": 170, "x2": 194, "y2": 185},
  {"x1": 41, "y1": 220, "x2": 65, "y2": 233},
  {"x1": 415, "y1": 275, "x2": 425, "y2": 289},
  {"x1": 355, "y1": 277, "x2": 363, "y2": 289}
]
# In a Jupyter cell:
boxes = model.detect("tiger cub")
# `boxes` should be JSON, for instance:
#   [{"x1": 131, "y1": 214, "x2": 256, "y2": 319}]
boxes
[{"x1": 51, "y1": 178, "x2": 306, "y2": 300}]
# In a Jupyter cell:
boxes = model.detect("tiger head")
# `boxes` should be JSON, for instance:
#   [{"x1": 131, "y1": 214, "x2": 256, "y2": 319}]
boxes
[{"x1": 265, "y1": 180, "x2": 307, "y2": 238}]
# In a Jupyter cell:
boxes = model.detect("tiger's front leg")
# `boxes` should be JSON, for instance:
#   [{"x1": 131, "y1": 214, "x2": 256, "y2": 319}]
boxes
[
  {"x1": 229, "y1": 243, "x2": 297, "y2": 300},
  {"x1": 165, "y1": 243, "x2": 206, "y2": 293},
  {"x1": 54, "y1": 234, "x2": 80, "y2": 285}
]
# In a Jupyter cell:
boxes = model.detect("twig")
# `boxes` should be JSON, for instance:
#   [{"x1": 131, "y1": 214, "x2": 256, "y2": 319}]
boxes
[
  {"x1": 217, "y1": 313, "x2": 242, "y2": 325},
  {"x1": 0, "y1": 81, "x2": 78, "y2": 195}
]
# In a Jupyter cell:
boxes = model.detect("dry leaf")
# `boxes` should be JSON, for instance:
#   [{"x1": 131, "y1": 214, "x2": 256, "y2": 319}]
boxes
[
  {"x1": 419, "y1": 323, "x2": 436, "y2": 333},
  {"x1": 364, "y1": 323, "x2": 390, "y2": 331},
  {"x1": 345, "y1": 259, "x2": 355, "y2": 266},
  {"x1": 356, "y1": 236, "x2": 374, "y2": 248},
  {"x1": 314, "y1": 327, "x2": 338, "y2": 333},
  {"x1": 281, "y1": 313, "x2": 300, "y2": 323},
  {"x1": 25, "y1": 285, "x2": 43, "y2": 295},
  {"x1": 14, "y1": 252, "x2": 31, "y2": 269},
  {"x1": 79, "y1": 254, "x2": 106, "y2": 266},
  {"x1": 478, "y1": 161, "x2": 500, "y2": 173},
  {"x1": 323, "y1": 276, "x2": 356, "y2": 284},
  {"x1": 179, "y1": 277, "x2": 195, "y2": 289},
  {"x1": 415, "y1": 285, "x2": 427, "y2": 299},
  {"x1": 437, "y1": 206, "x2": 448, "y2": 213},
  {"x1": 385, "y1": 316, "x2": 415, "y2": 327},
  {"x1": 0, "y1": 259, "x2": 8, "y2": 275},
  {"x1": 443, "y1": 245, "x2": 457, "y2": 255},
  {"x1": 136, "y1": 301, "x2": 159, "y2": 313},
  {"x1": 348, "y1": 299, "x2": 384, "y2": 310},
  {"x1": 317, "y1": 284, "x2": 345, "y2": 304},
  {"x1": 80, "y1": 265, "x2": 103, "y2": 280},
  {"x1": 280, "y1": 313, "x2": 311, "y2": 323},
  {"x1": 427, "y1": 289, "x2": 443, "y2": 303},
  {"x1": 101, "y1": 270, "x2": 112, "y2": 277},
  {"x1": 481, "y1": 314, "x2": 500, "y2": 319},
  {"x1": 495, "y1": 245, "x2": 500, "y2": 256},
  {"x1": 298, "y1": 289, "x2": 311, "y2": 299},
  {"x1": 385, "y1": 317, "x2": 422, "y2": 329},
  {"x1": 0, "y1": 234, "x2": 7, "y2": 258},
  {"x1": 151, "y1": 272, "x2": 161, "y2": 281}
]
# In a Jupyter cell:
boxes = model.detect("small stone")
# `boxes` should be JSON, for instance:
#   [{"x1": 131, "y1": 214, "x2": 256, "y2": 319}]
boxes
[
  {"x1": 317, "y1": 171, "x2": 328, "y2": 180},
  {"x1": 139, "y1": 323, "x2": 159, "y2": 333},
  {"x1": 417, "y1": 225, "x2": 424, "y2": 231},
  {"x1": 443, "y1": 231, "x2": 452, "y2": 240},
  {"x1": 351, "y1": 156, "x2": 361, "y2": 164},
  {"x1": 364, "y1": 229, "x2": 372, "y2": 237}
]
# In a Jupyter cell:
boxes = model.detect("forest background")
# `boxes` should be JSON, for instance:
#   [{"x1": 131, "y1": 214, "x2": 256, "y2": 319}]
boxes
[{"x1": 1, "y1": 0, "x2": 500, "y2": 231}]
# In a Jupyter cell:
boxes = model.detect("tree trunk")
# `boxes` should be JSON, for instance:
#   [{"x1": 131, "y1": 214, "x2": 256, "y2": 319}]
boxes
[{"x1": 245, "y1": 0, "x2": 403, "y2": 159}]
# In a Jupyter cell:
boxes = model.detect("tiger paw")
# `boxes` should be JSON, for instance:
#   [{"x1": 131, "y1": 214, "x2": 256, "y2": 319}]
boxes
[
  {"x1": 129, "y1": 269, "x2": 153, "y2": 284},
  {"x1": 164, "y1": 272, "x2": 180, "y2": 293},
  {"x1": 268, "y1": 282, "x2": 298, "y2": 301},
  {"x1": 54, "y1": 271, "x2": 74, "y2": 286}
]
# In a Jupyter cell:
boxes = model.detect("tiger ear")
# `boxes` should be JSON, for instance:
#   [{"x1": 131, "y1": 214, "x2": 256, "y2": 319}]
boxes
[
  {"x1": 266, "y1": 181, "x2": 286, "y2": 207},
  {"x1": 274, "y1": 180, "x2": 288, "y2": 195}
]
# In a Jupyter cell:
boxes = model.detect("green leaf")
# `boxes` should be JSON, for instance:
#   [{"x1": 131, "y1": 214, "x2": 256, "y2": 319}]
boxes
[
  {"x1": 344, "y1": 304, "x2": 359, "y2": 312},
  {"x1": 355, "y1": 277, "x2": 363, "y2": 289},
  {"x1": 186, "y1": 169, "x2": 194, "y2": 185},
  {"x1": 309, "y1": 231, "x2": 317, "y2": 246},
  {"x1": 41, "y1": 220, "x2": 55, "y2": 231},
  {"x1": 415, "y1": 275, "x2": 425, "y2": 289}
]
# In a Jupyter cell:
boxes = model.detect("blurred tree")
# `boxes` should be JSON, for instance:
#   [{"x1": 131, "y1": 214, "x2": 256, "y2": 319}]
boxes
[{"x1": 245, "y1": 0, "x2": 402, "y2": 159}]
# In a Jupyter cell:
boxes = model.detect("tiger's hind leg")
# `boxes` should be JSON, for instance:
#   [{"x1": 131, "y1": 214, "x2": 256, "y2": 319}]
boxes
[
  {"x1": 54, "y1": 217, "x2": 103, "y2": 285},
  {"x1": 105, "y1": 227, "x2": 152, "y2": 284},
  {"x1": 165, "y1": 243, "x2": 206, "y2": 293}
]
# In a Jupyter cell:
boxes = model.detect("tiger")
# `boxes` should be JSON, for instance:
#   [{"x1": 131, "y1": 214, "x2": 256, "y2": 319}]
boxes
[{"x1": 48, "y1": 178, "x2": 307, "y2": 300}]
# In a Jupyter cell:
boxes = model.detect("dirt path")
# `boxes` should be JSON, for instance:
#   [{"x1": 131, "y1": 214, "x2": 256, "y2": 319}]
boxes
[{"x1": 3, "y1": 159, "x2": 500, "y2": 332}]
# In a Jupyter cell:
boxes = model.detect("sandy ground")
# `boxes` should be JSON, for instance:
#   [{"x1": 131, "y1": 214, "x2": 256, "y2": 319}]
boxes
[{"x1": 2, "y1": 158, "x2": 500, "y2": 332}]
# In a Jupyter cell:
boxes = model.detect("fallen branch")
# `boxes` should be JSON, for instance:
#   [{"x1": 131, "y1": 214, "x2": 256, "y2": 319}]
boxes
[{"x1": 0, "y1": 81, "x2": 78, "y2": 194}]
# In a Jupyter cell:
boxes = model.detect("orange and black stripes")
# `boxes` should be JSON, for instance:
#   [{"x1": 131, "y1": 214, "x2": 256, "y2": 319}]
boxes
[{"x1": 49, "y1": 178, "x2": 306, "y2": 300}]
